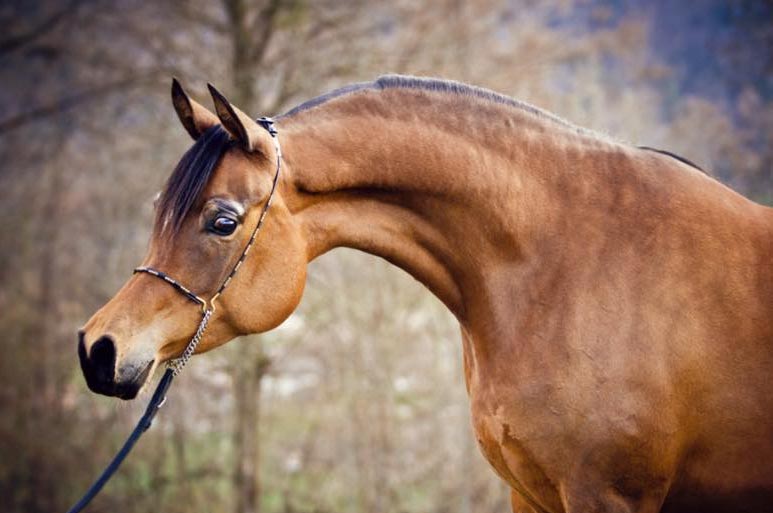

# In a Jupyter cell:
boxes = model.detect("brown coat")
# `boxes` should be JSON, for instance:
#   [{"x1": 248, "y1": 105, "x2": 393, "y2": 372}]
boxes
[{"x1": 81, "y1": 77, "x2": 773, "y2": 512}]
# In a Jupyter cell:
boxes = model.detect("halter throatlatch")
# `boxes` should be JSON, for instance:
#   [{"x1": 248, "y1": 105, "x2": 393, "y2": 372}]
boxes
[{"x1": 67, "y1": 117, "x2": 281, "y2": 513}]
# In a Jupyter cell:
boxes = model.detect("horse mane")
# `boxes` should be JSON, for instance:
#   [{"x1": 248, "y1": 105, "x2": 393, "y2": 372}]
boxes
[
  {"x1": 283, "y1": 74, "x2": 704, "y2": 173},
  {"x1": 638, "y1": 146, "x2": 705, "y2": 173},
  {"x1": 282, "y1": 74, "x2": 586, "y2": 134},
  {"x1": 158, "y1": 77, "x2": 704, "y2": 232},
  {"x1": 375, "y1": 75, "x2": 590, "y2": 134},
  {"x1": 156, "y1": 125, "x2": 233, "y2": 234}
]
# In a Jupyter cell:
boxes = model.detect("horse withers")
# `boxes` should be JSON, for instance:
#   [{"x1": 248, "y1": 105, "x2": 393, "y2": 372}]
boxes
[{"x1": 79, "y1": 76, "x2": 773, "y2": 512}]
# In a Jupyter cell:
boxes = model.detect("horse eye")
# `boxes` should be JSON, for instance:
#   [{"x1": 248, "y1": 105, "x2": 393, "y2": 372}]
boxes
[{"x1": 210, "y1": 216, "x2": 238, "y2": 236}]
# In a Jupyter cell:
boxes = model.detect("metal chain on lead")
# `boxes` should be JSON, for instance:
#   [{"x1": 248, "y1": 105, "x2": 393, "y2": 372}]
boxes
[{"x1": 167, "y1": 308, "x2": 213, "y2": 376}]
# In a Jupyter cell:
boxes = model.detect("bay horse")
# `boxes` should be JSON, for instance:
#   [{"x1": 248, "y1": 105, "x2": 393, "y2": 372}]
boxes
[{"x1": 79, "y1": 75, "x2": 773, "y2": 512}]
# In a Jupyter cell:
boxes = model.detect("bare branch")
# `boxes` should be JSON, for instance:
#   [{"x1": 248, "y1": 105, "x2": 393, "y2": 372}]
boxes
[
  {"x1": 0, "y1": 0, "x2": 81, "y2": 55},
  {"x1": 176, "y1": 1, "x2": 229, "y2": 34},
  {"x1": 250, "y1": 0, "x2": 282, "y2": 65},
  {"x1": 0, "y1": 74, "x2": 162, "y2": 133}
]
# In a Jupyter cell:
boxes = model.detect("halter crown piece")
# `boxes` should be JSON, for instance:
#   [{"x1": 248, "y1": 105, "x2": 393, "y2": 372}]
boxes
[{"x1": 67, "y1": 117, "x2": 282, "y2": 513}]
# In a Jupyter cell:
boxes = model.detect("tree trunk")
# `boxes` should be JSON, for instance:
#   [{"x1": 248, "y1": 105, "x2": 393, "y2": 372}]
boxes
[
  {"x1": 222, "y1": 1, "x2": 282, "y2": 510},
  {"x1": 233, "y1": 343, "x2": 271, "y2": 513}
]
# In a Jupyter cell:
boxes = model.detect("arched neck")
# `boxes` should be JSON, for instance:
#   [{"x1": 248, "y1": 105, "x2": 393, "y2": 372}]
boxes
[
  {"x1": 271, "y1": 84, "x2": 771, "y2": 337},
  {"x1": 275, "y1": 91, "x2": 561, "y2": 322}
]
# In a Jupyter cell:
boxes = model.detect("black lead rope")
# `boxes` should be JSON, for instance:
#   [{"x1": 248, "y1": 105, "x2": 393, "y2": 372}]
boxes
[
  {"x1": 66, "y1": 368, "x2": 175, "y2": 513},
  {"x1": 66, "y1": 117, "x2": 281, "y2": 513}
]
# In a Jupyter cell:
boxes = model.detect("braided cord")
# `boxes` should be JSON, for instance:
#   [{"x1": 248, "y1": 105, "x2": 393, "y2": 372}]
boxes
[
  {"x1": 133, "y1": 267, "x2": 207, "y2": 308},
  {"x1": 215, "y1": 119, "x2": 281, "y2": 297}
]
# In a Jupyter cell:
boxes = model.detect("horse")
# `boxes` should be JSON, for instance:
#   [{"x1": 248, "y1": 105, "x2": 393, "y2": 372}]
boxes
[{"x1": 78, "y1": 75, "x2": 773, "y2": 513}]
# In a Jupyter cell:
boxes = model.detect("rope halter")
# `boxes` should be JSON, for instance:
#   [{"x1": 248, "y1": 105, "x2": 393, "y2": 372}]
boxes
[{"x1": 134, "y1": 117, "x2": 282, "y2": 375}]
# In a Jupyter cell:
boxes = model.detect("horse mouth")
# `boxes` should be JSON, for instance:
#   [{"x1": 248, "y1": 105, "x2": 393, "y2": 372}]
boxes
[
  {"x1": 80, "y1": 353, "x2": 154, "y2": 400},
  {"x1": 114, "y1": 360, "x2": 154, "y2": 400}
]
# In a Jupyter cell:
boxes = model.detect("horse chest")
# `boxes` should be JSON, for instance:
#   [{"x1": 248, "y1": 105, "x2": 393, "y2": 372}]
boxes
[
  {"x1": 467, "y1": 380, "x2": 570, "y2": 512},
  {"x1": 463, "y1": 340, "x2": 572, "y2": 511}
]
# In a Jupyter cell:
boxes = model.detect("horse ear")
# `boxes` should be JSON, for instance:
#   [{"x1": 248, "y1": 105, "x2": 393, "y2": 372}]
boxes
[
  {"x1": 207, "y1": 83, "x2": 272, "y2": 154},
  {"x1": 171, "y1": 78, "x2": 219, "y2": 140}
]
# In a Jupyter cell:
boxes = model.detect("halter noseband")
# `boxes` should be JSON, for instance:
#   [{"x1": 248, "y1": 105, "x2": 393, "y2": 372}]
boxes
[{"x1": 134, "y1": 116, "x2": 282, "y2": 374}]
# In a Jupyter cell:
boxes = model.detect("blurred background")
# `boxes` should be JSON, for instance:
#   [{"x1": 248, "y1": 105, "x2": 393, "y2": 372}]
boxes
[{"x1": 0, "y1": 1, "x2": 771, "y2": 512}]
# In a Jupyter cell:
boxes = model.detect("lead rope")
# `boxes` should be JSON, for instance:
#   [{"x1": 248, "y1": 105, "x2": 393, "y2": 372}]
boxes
[{"x1": 66, "y1": 117, "x2": 281, "y2": 513}]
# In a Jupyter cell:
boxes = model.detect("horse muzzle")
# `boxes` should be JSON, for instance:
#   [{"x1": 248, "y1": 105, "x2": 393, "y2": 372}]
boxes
[{"x1": 77, "y1": 331, "x2": 154, "y2": 400}]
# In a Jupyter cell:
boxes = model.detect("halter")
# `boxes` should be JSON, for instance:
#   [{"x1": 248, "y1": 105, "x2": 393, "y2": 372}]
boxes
[
  {"x1": 134, "y1": 116, "x2": 281, "y2": 374},
  {"x1": 67, "y1": 117, "x2": 281, "y2": 513}
]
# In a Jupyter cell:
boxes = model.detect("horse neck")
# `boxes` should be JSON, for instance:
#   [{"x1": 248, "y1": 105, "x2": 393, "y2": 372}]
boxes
[{"x1": 278, "y1": 90, "x2": 614, "y2": 322}]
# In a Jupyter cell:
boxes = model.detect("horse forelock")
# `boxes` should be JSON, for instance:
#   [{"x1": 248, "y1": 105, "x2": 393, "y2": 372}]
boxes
[{"x1": 156, "y1": 125, "x2": 234, "y2": 235}]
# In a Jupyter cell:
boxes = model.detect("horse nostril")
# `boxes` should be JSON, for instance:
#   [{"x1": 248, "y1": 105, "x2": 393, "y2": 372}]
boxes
[
  {"x1": 77, "y1": 331, "x2": 89, "y2": 382},
  {"x1": 77, "y1": 330, "x2": 87, "y2": 360},
  {"x1": 90, "y1": 335, "x2": 117, "y2": 382}
]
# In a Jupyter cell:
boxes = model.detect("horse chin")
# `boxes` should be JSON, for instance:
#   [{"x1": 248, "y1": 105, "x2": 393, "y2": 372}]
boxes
[
  {"x1": 116, "y1": 359, "x2": 155, "y2": 400},
  {"x1": 112, "y1": 386, "x2": 141, "y2": 401}
]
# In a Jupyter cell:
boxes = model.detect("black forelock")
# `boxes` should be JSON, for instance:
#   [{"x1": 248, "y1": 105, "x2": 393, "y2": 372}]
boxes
[{"x1": 157, "y1": 125, "x2": 234, "y2": 234}]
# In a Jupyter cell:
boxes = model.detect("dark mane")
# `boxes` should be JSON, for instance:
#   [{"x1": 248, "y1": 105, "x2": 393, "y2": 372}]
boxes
[
  {"x1": 281, "y1": 81, "x2": 373, "y2": 118},
  {"x1": 638, "y1": 146, "x2": 705, "y2": 173},
  {"x1": 157, "y1": 125, "x2": 233, "y2": 234},
  {"x1": 282, "y1": 74, "x2": 585, "y2": 134},
  {"x1": 375, "y1": 75, "x2": 582, "y2": 131},
  {"x1": 159, "y1": 78, "x2": 703, "y2": 226},
  {"x1": 282, "y1": 74, "x2": 704, "y2": 173}
]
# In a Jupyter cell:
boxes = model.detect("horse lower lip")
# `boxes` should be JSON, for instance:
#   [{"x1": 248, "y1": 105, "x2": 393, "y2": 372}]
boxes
[
  {"x1": 134, "y1": 360, "x2": 154, "y2": 387},
  {"x1": 113, "y1": 387, "x2": 137, "y2": 400},
  {"x1": 85, "y1": 379, "x2": 117, "y2": 397},
  {"x1": 111, "y1": 361, "x2": 154, "y2": 400}
]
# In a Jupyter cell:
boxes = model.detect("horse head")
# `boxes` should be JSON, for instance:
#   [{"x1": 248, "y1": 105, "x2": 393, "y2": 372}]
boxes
[{"x1": 78, "y1": 80, "x2": 307, "y2": 399}]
